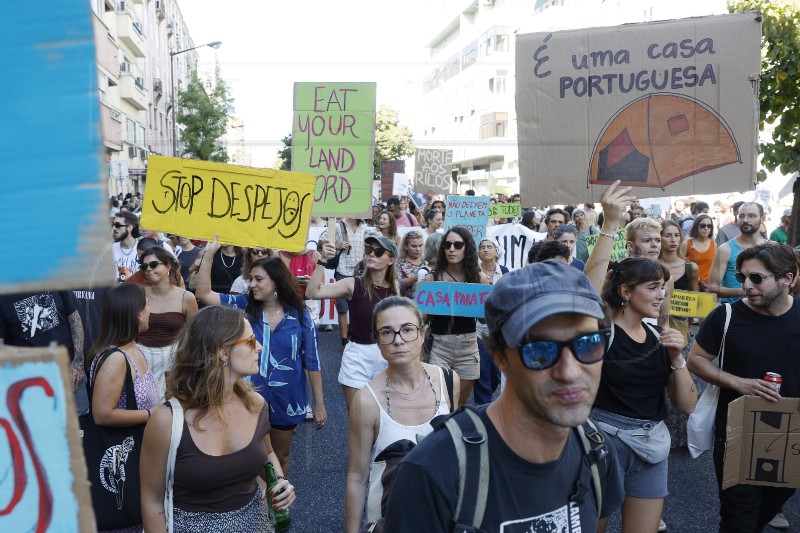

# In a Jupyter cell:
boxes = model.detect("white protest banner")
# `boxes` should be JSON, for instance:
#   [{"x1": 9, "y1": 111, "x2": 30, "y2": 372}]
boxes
[
  {"x1": 392, "y1": 173, "x2": 409, "y2": 197},
  {"x1": 487, "y1": 223, "x2": 546, "y2": 270},
  {"x1": 445, "y1": 195, "x2": 491, "y2": 242},
  {"x1": 414, "y1": 148, "x2": 453, "y2": 195},
  {"x1": 515, "y1": 12, "x2": 761, "y2": 205}
]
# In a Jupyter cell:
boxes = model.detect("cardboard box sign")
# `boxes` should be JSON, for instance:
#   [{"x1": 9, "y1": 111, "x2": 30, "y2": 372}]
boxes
[{"x1": 723, "y1": 396, "x2": 800, "y2": 490}]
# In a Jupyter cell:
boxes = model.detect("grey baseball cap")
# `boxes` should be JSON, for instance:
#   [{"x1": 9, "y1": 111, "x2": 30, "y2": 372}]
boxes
[
  {"x1": 485, "y1": 260, "x2": 605, "y2": 348},
  {"x1": 364, "y1": 235, "x2": 398, "y2": 257}
]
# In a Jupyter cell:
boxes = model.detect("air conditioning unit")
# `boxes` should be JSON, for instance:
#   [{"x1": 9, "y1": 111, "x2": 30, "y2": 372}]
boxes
[
  {"x1": 140, "y1": 149, "x2": 147, "y2": 160},
  {"x1": 128, "y1": 146, "x2": 137, "y2": 158},
  {"x1": 118, "y1": 1, "x2": 126, "y2": 11}
]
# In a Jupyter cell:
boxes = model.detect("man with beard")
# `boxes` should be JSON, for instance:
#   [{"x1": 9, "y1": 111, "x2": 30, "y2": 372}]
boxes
[
  {"x1": 383, "y1": 261, "x2": 623, "y2": 531},
  {"x1": 688, "y1": 243, "x2": 800, "y2": 532},
  {"x1": 111, "y1": 211, "x2": 141, "y2": 282},
  {"x1": 708, "y1": 202, "x2": 767, "y2": 303}
]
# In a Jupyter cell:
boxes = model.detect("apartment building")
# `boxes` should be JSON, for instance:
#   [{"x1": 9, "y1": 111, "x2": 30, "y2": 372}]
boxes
[
  {"x1": 417, "y1": 0, "x2": 727, "y2": 196},
  {"x1": 91, "y1": 0, "x2": 196, "y2": 196}
]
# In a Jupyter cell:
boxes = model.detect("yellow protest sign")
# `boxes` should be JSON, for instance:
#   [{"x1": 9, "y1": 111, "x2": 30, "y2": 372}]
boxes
[
  {"x1": 585, "y1": 228, "x2": 629, "y2": 262},
  {"x1": 670, "y1": 290, "x2": 717, "y2": 318},
  {"x1": 141, "y1": 156, "x2": 315, "y2": 252}
]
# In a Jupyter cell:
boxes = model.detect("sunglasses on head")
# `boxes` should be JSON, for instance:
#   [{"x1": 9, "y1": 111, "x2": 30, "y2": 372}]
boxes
[
  {"x1": 698, "y1": 223, "x2": 713, "y2": 229},
  {"x1": 250, "y1": 249, "x2": 269, "y2": 256},
  {"x1": 444, "y1": 241, "x2": 465, "y2": 250},
  {"x1": 364, "y1": 245, "x2": 388, "y2": 257},
  {"x1": 231, "y1": 334, "x2": 257, "y2": 351},
  {"x1": 140, "y1": 261, "x2": 164, "y2": 271},
  {"x1": 518, "y1": 330, "x2": 610, "y2": 370},
  {"x1": 734, "y1": 272, "x2": 775, "y2": 285},
  {"x1": 112, "y1": 222, "x2": 129, "y2": 229}
]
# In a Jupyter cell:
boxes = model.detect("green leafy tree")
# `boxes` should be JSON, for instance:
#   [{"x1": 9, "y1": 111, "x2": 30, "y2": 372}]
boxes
[
  {"x1": 730, "y1": 0, "x2": 800, "y2": 244},
  {"x1": 177, "y1": 67, "x2": 233, "y2": 162},
  {"x1": 276, "y1": 134, "x2": 292, "y2": 171},
  {"x1": 276, "y1": 105, "x2": 414, "y2": 175}
]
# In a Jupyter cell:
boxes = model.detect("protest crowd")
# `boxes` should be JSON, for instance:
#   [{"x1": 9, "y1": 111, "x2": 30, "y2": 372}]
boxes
[{"x1": 3, "y1": 182, "x2": 800, "y2": 533}]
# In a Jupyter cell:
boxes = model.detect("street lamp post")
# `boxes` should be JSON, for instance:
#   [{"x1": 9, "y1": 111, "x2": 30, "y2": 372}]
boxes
[{"x1": 170, "y1": 40, "x2": 222, "y2": 157}]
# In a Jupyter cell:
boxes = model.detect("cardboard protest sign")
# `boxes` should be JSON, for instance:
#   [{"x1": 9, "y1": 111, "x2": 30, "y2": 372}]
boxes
[
  {"x1": 0, "y1": 0, "x2": 112, "y2": 293},
  {"x1": 392, "y1": 173, "x2": 410, "y2": 197},
  {"x1": 516, "y1": 12, "x2": 761, "y2": 205},
  {"x1": 0, "y1": 345, "x2": 95, "y2": 531},
  {"x1": 489, "y1": 203, "x2": 521, "y2": 219},
  {"x1": 670, "y1": 289, "x2": 717, "y2": 317},
  {"x1": 445, "y1": 196, "x2": 491, "y2": 242},
  {"x1": 380, "y1": 160, "x2": 404, "y2": 202},
  {"x1": 487, "y1": 223, "x2": 546, "y2": 271},
  {"x1": 723, "y1": 397, "x2": 800, "y2": 490},
  {"x1": 292, "y1": 82, "x2": 377, "y2": 217},
  {"x1": 585, "y1": 229, "x2": 629, "y2": 262},
  {"x1": 414, "y1": 149, "x2": 453, "y2": 195},
  {"x1": 414, "y1": 281, "x2": 492, "y2": 319},
  {"x1": 141, "y1": 156, "x2": 314, "y2": 252}
]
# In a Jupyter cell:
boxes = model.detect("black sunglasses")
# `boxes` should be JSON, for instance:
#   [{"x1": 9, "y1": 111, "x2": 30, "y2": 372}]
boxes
[
  {"x1": 140, "y1": 261, "x2": 164, "y2": 271},
  {"x1": 444, "y1": 241, "x2": 465, "y2": 250},
  {"x1": 518, "y1": 330, "x2": 610, "y2": 370},
  {"x1": 734, "y1": 272, "x2": 775, "y2": 285},
  {"x1": 112, "y1": 222, "x2": 129, "y2": 229},
  {"x1": 250, "y1": 249, "x2": 269, "y2": 256},
  {"x1": 698, "y1": 223, "x2": 713, "y2": 229},
  {"x1": 364, "y1": 245, "x2": 388, "y2": 257}
]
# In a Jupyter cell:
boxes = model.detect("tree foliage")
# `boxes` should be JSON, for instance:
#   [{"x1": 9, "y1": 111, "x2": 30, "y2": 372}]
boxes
[
  {"x1": 729, "y1": 1, "x2": 800, "y2": 179},
  {"x1": 176, "y1": 67, "x2": 233, "y2": 162},
  {"x1": 276, "y1": 105, "x2": 415, "y2": 174}
]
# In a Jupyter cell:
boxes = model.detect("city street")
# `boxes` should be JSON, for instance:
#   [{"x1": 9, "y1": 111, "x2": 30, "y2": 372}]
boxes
[{"x1": 288, "y1": 326, "x2": 800, "y2": 532}]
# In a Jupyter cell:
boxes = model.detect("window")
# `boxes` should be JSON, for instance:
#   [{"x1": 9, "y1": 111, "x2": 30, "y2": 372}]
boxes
[
  {"x1": 489, "y1": 70, "x2": 508, "y2": 95},
  {"x1": 139, "y1": 125, "x2": 146, "y2": 147},
  {"x1": 125, "y1": 118, "x2": 136, "y2": 143},
  {"x1": 480, "y1": 26, "x2": 511, "y2": 57},
  {"x1": 479, "y1": 112, "x2": 508, "y2": 140},
  {"x1": 160, "y1": 112, "x2": 164, "y2": 136},
  {"x1": 461, "y1": 39, "x2": 478, "y2": 70},
  {"x1": 149, "y1": 105, "x2": 154, "y2": 129}
]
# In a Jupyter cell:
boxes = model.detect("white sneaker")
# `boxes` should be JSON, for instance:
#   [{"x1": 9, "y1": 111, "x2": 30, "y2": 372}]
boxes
[
  {"x1": 768, "y1": 513, "x2": 789, "y2": 529},
  {"x1": 305, "y1": 405, "x2": 313, "y2": 420},
  {"x1": 658, "y1": 519, "x2": 667, "y2": 532}
]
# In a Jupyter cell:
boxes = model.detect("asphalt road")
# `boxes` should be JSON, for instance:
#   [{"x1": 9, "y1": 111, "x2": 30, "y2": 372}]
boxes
[{"x1": 287, "y1": 327, "x2": 800, "y2": 532}]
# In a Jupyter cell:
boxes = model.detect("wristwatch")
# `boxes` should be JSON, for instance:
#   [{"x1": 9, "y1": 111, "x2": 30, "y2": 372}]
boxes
[{"x1": 317, "y1": 259, "x2": 327, "y2": 267}]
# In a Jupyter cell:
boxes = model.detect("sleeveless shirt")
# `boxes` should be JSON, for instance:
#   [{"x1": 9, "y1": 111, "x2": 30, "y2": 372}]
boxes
[{"x1": 349, "y1": 277, "x2": 394, "y2": 344}]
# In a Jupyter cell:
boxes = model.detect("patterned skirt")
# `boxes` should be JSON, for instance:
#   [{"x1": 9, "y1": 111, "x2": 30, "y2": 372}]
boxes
[{"x1": 173, "y1": 490, "x2": 274, "y2": 533}]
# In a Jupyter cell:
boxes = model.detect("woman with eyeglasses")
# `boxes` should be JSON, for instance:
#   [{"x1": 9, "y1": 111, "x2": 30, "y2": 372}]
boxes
[
  {"x1": 423, "y1": 227, "x2": 490, "y2": 407},
  {"x1": 585, "y1": 182, "x2": 698, "y2": 533},
  {"x1": 140, "y1": 306, "x2": 296, "y2": 532},
  {"x1": 307, "y1": 235, "x2": 400, "y2": 412},
  {"x1": 195, "y1": 238, "x2": 326, "y2": 476},
  {"x1": 396, "y1": 231, "x2": 426, "y2": 298},
  {"x1": 231, "y1": 248, "x2": 274, "y2": 295},
  {"x1": 680, "y1": 214, "x2": 716, "y2": 293},
  {"x1": 377, "y1": 210, "x2": 402, "y2": 248},
  {"x1": 344, "y1": 296, "x2": 457, "y2": 532},
  {"x1": 137, "y1": 246, "x2": 198, "y2": 402}
]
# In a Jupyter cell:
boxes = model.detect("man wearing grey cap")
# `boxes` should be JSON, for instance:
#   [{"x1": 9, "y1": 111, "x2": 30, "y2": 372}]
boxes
[{"x1": 384, "y1": 261, "x2": 623, "y2": 531}]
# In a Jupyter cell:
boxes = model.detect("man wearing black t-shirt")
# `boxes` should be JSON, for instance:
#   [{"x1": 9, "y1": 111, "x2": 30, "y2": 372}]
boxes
[
  {"x1": 384, "y1": 261, "x2": 623, "y2": 531},
  {"x1": 688, "y1": 243, "x2": 800, "y2": 532}
]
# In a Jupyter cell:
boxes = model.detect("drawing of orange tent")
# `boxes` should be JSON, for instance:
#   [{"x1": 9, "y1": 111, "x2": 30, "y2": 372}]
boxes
[{"x1": 589, "y1": 93, "x2": 740, "y2": 188}]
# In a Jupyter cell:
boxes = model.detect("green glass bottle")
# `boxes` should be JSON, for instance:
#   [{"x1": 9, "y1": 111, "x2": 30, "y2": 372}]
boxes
[{"x1": 264, "y1": 461, "x2": 291, "y2": 531}]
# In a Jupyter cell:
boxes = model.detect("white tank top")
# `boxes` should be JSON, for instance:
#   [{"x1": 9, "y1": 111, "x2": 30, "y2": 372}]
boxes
[{"x1": 365, "y1": 366, "x2": 450, "y2": 462}]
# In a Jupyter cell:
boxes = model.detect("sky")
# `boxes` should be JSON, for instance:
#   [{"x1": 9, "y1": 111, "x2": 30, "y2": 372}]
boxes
[{"x1": 179, "y1": 0, "x2": 437, "y2": 167}]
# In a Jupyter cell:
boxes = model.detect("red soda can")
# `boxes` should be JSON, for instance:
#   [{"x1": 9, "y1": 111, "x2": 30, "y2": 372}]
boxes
[{"x1": 764, "y1": 372, "x2": 782, "y2": 394}]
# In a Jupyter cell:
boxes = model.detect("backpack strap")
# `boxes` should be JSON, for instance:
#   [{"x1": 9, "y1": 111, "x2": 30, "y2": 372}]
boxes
[
  {"x1": 574, "y1": 419, "x2": 609, "y2": 513},
  {"x1": 684, "y1": 261, "x2": 693, "y2": 284},
  {"x1": 443, "y1": 407, "x2": 489, "y2": 533},
  {"x1": 165, "y1": 397, "x2": 185, "y2": 533},
  {"x1": 443, "y1": 367, "x2": 454, "y2": 411}
]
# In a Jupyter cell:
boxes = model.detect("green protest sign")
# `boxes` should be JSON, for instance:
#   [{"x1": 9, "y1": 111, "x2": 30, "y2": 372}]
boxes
[
  {"x1": 585, "y1": 228, "x2": 629, "y2": 262},
  {"x1": 292, "y1": 82, "x2": 376, "y2": 217},
  {"x1": 489, "y1": 203, "x2": 521, "y2": 219}
]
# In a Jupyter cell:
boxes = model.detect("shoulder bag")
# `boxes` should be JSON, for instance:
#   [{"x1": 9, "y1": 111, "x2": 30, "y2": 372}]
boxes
[
  {"x1": 687, "y1": 303, "x2": 731, "y2": 458},
  {"x1": 164, "y1": 397, "x2": 185, "y2": 532},
  {"x1": 79, "y1": 348, "x2": 146, "y2": 529}
]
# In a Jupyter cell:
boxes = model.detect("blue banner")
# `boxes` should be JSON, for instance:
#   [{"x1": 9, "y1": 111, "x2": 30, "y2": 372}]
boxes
[{"x1": 414, "y1": 281, "x2": 492, "y2": 318}]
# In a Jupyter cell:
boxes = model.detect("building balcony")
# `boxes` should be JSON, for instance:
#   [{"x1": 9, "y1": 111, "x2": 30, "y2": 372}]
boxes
[
  {"x1": 100, "y1": 103, "x2": 123, "y2": 149},
  {"x1": 155, "y1": 0, "x2": 165, "y2": 21},
  {"x1": 166, "y1": 21, "x2": 174, "y2": 36},
  {"x1": 117, "y1": 8, "x2": 145, "y2": 57},
  {"x1": 120, "y1": 74, "x2": 147, "y2": 110},
  {"x1": 93, "y1": 13, "x2": 119, "y2": 78},
  {"x1": 153, "y1": 78, "x2": 163, "y2": 95}
]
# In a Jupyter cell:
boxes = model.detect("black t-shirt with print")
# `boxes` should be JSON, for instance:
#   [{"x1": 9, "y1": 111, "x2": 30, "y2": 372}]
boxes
[
  {"x1": 383, "y1": 406, "x2": 624, "y2": 532},
  {"x1": 695, "y1": 297, "x2": 800, "y2": 440},
  {"x1": 0, "y1": 291, "x2": 80, "y2": 360}
]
